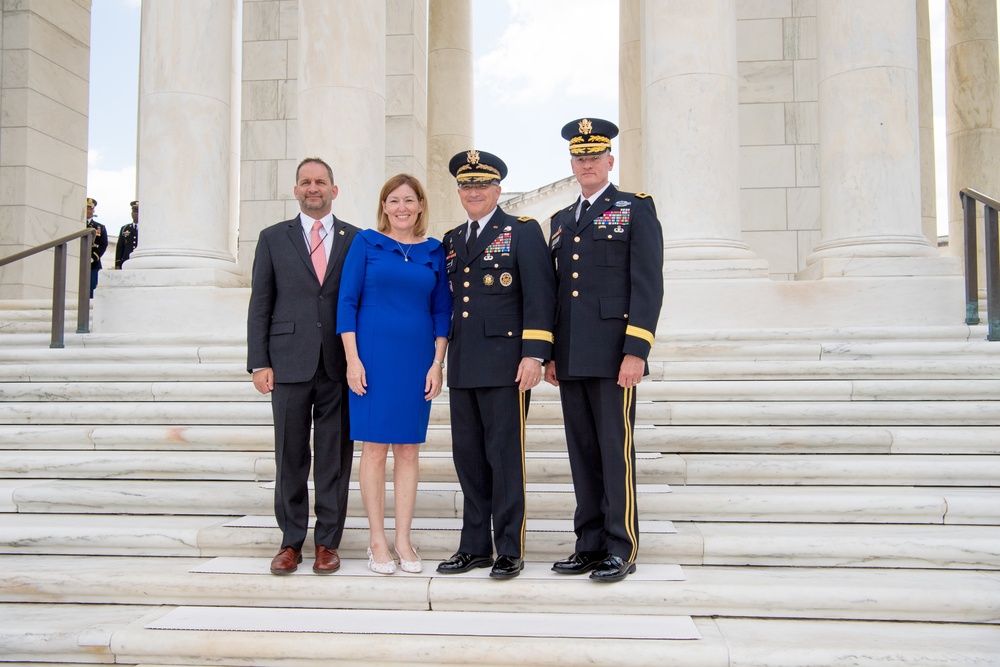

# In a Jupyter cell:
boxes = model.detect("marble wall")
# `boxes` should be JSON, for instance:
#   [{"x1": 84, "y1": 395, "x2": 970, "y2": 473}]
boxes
[
  {"x1": 736, "y1": 0, "x2": 821, "y2": 280},
  {"x1": 0, "y1": 0, "x2": 92, "y2": 299}
]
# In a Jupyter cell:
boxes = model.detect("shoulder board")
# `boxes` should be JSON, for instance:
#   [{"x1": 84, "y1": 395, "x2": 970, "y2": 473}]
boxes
[
  {"x1": 517, "y1": 216, "x2": 536, "y2": 223},
  {"x1": 636, "y1": 192, "x2": 652, "y2": 199},
  {"x1": 550, "y1": 209, "x2": 563, "y2": 220}
]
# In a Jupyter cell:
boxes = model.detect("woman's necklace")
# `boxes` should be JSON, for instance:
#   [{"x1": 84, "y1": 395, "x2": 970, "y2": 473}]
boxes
[{"x1": 395, "y1": 239, "x2": 412, "y2": 262}]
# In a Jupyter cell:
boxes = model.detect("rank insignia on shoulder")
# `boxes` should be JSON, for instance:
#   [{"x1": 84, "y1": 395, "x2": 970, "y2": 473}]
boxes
[
  {"x1": 517, "y1": 217, "x2": 534, "y2": 223},
  {"x1": 636, "y1": 192, "x2": 652, "y2": 199},
  {"x1": 615, "y1": 200, "x2": 630, "y2": 207}
]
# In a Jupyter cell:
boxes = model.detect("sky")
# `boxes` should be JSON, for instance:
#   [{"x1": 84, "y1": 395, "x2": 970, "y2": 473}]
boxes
[{"x1": 87, "y1": 0, "x2": 959, "y2": 235}]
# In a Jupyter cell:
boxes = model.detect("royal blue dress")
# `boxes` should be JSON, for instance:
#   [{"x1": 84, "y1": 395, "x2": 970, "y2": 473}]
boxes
[{"x1": 337, "y1": 229, "x2": 452, "y2": 444}]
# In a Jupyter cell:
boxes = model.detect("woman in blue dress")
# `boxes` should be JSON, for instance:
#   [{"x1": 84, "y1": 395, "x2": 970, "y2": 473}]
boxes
[{"x1": 337, "y1": 174, "x2": 451, "y2": 574}]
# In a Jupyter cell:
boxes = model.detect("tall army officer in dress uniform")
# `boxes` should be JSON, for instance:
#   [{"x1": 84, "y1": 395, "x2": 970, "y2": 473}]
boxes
[
  {"x1": 85, "y1": 198, "x2": 107, "y2": 298},
  {"x1": 545, "y1": 118, "x2": 664, "y2": 583},
  {"x1": 436, "y1": 150, "x2": 556, "y2": 579}
]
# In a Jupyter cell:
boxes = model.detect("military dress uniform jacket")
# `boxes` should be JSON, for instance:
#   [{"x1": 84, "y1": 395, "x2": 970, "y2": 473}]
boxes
[
  {"x1": 443, "y1": 207, "x2": 556, "y2": 388},
  {"x1": 115, "y1": 223, "x2": 138, "y2": 268},
  {"x1": 87, "y1": 220, "x2": 108, "y2": 270},
  {"x1": 549, "y1": 185, "x2": 664, "y2": 379}
]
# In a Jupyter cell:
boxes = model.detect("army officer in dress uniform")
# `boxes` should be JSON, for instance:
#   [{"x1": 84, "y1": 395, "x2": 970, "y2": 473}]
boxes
[
  {"x1": 545, "y1": 118, "x2": 664, "y2": 583},
  {"x1": 115, "y1": 200, "x2": 139, "y2": 269},
  {"x1": 436, "y1": 150, "x2": 556, "y2": 580},
  {"x1": 85, "y1": 197, "x2": 107, "y2": 298}
]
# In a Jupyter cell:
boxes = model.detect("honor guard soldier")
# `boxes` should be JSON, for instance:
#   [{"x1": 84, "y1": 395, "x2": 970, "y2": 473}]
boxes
[
  {"x1": 545, "y1": 118, "x2": 664, "y2": 582},
  {"x1": 85, "y1": 197, "x2": 108, "y2": 297},
  {"x1": 436, "y1": 150, "x2": 556, "y2": 580},
  {"x1": 115, "y1": 200, "x2": 139, "y2": 269}
]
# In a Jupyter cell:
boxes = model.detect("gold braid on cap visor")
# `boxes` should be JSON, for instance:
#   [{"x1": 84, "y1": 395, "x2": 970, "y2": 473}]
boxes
[
  {"x1": 455, "y1": 163, "x2": 502, "y2": 183},
  {"x1": 568, "y1": 135, "x2": 612, "y2": 154}
]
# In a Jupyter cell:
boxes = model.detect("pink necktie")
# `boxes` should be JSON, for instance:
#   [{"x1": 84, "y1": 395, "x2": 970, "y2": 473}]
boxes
[{"x1": 310, "y1": 220, "x2": 327, "y2": 284}]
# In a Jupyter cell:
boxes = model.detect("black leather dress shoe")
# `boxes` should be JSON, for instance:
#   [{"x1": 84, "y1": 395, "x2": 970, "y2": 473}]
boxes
[
  {"x1": 436, "y1": 551, "x2": 494, "y2": 574},
  {"x1": 551, "y1": 550, "x2": 608, "y2": 575},
  {"x1": 589, "y1": 554, "x2": 636, "y2": 582},
  {"x1": 489, "y1": 555, "x2": 524, "y2": 579}
]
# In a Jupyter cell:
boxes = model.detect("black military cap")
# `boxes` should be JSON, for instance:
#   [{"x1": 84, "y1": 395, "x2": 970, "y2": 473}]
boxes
[
  {"x1": 448, "y1": 149, "x2": 508, "y2": 184},
  {"x1": 561, "y1": 117, "x2": 619, "y2": 155},
  {"x1": 86, "y1": 197, "x2": 97, "y2": 208},
  {"x1": 130, "y1": 201, "x2": 139, "y2": 211}
]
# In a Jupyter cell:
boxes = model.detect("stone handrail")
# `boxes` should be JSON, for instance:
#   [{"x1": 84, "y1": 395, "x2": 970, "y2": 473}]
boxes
[
  {"x1": 0, "y1": 228, "x2": 95, "y2": 348},
  {"x1": 959, "y1": 188, "x2": 1000, "y2": 341}
]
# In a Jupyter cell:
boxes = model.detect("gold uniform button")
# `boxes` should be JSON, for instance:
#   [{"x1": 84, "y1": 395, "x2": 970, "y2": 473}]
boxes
[
  {"x1": 507, "y1": 331, "x2": 513, "y2": 336},
  {"x1": 574, "y1": 236, "x2": 580, "y2": 243},
  {"x1": 464, "y1": 267, "x2": 470, "y2": 274},
  {"x1": 572, "y1": 290, "x2": 579, "y2": 297},
  {"x1": 463, "y1": 296, "x2": 470, "y2": 303},
  {"x1": 463, "y1": 281, "x2": 470, "y2": 288},
  {"x1": 462, "y1": 311, "x2": 469, "y2": 318},
  {"x1": 573, "y1": 254, "x2": 579, "y2": 260},
  {"x1": 624, "y1": 313, "x2": 629, "y2": 318},
  {"x1": 608, "y1": 234, "x2": 613, "y2": 239},
  {"x1": 572, "y1": 272, "x2": 579, "y2": 279}
]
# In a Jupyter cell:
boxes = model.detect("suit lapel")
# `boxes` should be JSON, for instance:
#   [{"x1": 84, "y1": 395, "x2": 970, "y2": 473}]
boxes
[
  {"x1": 570, "y1": 185, "x2": 618, "y2": 234},
  {"x1": 327, "y1": 216, "x2": 349, "y2": 278},
  {"x1": 286, "y1": 217, "x2": 313, "y2": 273}
]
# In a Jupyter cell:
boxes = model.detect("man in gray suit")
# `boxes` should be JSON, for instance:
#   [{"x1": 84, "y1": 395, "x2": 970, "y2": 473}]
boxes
[{"x1": 247, "y1": 157, "x2": 359, "y2": 575}]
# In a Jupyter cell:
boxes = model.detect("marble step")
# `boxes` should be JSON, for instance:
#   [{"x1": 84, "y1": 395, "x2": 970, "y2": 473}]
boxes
[
  {"x1": 5, "y1": 378, "x2": 1000, "y2": 402},
  {"x1": 2, "y1": 450, "x2": 997, "y2": 487},
  {"x1": 3, "y1": 478, "x2": 996, "y2": 525},
  {"x1": 4, "y1": 359, "x2": 1000, "y2": 382},
  {"x1": 0, "y1": 603, "x2": 996, "y2": 667},
  {"x1": 1, "y1": 555, "x2": 998, "y2": 624},
  {"x1": 4, "y1": 399, "x2": 1000, "y2": 426},
  {"x1": 0, "y1": 450, "x2": 674, "y2": 484},
  {"x1": 2, "y1": 423, "x2": 998, "y2": 455},
  {"x1": 1, "y1": 513, "x2": 997, "y2": 569}
]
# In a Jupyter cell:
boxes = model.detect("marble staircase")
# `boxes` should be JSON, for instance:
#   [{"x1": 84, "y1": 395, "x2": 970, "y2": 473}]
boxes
[{"x1": 0, "y1": 300, "x2": 999, "y2": 666}]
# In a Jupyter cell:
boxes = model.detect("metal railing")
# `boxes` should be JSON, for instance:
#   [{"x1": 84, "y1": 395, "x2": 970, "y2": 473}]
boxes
[
  {"x1": 0, "y1": 229, "x2": 95, "y2": 348},
  {"x1": 959, "y1": 188, "x2": 1000, "y2": 341}
]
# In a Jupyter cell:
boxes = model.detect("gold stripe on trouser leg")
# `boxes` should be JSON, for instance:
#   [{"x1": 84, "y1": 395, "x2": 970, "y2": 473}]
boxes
[
  {"x1": 622, "y1": 385, "x2": 638, "y2": 562},
  {"x1": 519, "y1": 390, "x2": 528, "y2": 554}
]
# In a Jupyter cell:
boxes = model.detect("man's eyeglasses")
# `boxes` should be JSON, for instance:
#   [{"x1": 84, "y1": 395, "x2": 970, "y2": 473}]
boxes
[{"x1": 458, "y1": 182, "x2": 496, "y2": 191}]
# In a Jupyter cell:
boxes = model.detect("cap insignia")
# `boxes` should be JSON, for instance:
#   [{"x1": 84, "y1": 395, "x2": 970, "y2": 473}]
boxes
[
  {"x1": 579, "y1": 119, "x2": 593, "y2": 135},
  {"x1": 467, "y1": 149, "x2": 480, "y2": 165}
]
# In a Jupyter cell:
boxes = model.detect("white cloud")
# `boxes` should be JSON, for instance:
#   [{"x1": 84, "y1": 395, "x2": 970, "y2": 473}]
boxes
[
  {"x1": 475, "y1": 0, "x2": 619, "y2": 107},
  {"x1": 86, "y1": 162, "x2": 137, "y2": 234}
]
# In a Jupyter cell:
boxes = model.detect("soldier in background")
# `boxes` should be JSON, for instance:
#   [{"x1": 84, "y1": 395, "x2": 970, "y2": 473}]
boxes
[
  {"x1": 85, "y1": 197, "x2": 108, "y2": 297},
  {"x1": 115, "y1": 200, "x2": 139, "y2": 269}
]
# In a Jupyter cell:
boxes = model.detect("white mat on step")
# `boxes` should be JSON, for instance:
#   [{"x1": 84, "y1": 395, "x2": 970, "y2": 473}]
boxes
[
  {"x1": 146, "y1": 606, "x2": 701, "y2": 640},
  {"x1": 223, "y1": 516, "x2": 677, "y2": 534},
  {"x1": 190, "y1": 557, "x2": 686, "y2": 581}
]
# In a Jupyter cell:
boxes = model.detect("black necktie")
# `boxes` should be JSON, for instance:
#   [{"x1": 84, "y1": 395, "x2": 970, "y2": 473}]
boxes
[
  {"x1": 578, "y1": 198, "x2": 591, "y2": 221},
  {"x1": 466, "y1": 220, "x2": 479, "y2": 253}
]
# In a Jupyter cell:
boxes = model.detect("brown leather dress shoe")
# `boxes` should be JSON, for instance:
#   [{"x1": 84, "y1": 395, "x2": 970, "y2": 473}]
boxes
[
  {"x1": 312, "y1": 546, "x2": 341, "y2": 574},
  {"x1": 270, "y1": 547, "x2": 302, "y2": 575}
]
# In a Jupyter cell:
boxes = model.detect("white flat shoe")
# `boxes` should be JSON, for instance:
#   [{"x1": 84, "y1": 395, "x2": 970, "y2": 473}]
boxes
[
  {"x1": 395, "y1": 546, "x2": 423, "y2": 574},
  {"x1": 367, "y1": 547, "x2": 396, "y2": 575}
]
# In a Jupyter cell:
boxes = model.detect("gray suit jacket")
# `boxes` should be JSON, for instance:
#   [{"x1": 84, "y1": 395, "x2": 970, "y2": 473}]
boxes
[{"x1": 247, "y1": 215, "x2": 359, "y2": 383}]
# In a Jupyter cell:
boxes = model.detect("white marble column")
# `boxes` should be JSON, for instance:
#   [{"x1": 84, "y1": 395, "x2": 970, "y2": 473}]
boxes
[
  {"x1": 807, "y1": 0, "x2": 934, "y2": 266},
  {"x1": 643, "y1": 0, "x2": 763, "y2": 273},
  {"x1": 917, "y1": 0, "x2": 938, "y2": 245},
  {"x1": 618, "y1": 0, "x2": 642, "y2": 192},
  {"x1": 426, "y1": 0, "x2": 473, "y2": 240},
  {"x1": 946, "y1": 0, "x2": 1000, "y2": 284},
  {"x1": 127, "y1": 0, "x2": 239, "y2": 272},
  {"x1": 95, "y1": 0, "x2": 247, "y2": 335},
  {"x1": 299, "y1": 0, "x2": 385, "y2": 228}
]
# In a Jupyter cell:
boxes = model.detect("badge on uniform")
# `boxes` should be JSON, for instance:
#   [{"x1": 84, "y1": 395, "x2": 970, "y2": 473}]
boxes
[
  {"x1": 484, "y1": 274, "x2": 494, "y2": 286},
  {"x1": 500, "y1": 272, "x2": 513, "y2": 287},
  {"x1": 615, "y1": 200, "x2": 630, "y2": 207}
]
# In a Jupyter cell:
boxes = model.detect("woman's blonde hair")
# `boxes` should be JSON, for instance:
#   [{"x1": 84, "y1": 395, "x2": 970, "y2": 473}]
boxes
[{"x1": 377, "y1": 173, "x2": 428, "y2": 237}]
